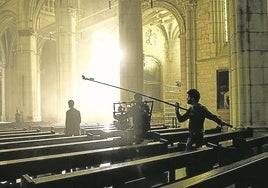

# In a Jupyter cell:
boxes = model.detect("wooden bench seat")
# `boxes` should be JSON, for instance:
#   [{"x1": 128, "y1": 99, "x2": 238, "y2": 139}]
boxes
[
  {"x1": 0, "y1": 131, "x2": 55, "y2": 139},
  {"x1": 149, "y1": 128, "x2": 188, "y2": 134},
  {"x1": 161, "y1": 152, "x2": 268, "y2": 188},
  {"x1": 146, "y1": 128, "x2": 188, "y2": 140},
  {"x1": 155, "y1": 127, "x2": 223, "y2": 144},
  {"x1": 0, "y1": 137, "x2": 122, "y2": 161},
  {"x1": 80, "y1": 124, "x2": 116, "y2": 130},
  {"x1": 245, "y1": 134, "x2": 268, "y2": 153},
  {"x1": 0, "y1": 129, "x2": 39, "y2": 135},
  {"x1": 21, "y1": 147, "x2": 218, "y2": 188},
  {"x1": 203, "y1": 128, "x2": 253, "y2": 144},
  {"x1": 0, "y1": 135, "x2": 92, "y2": 149},
  {"x1": 80, "y1": 124, "x2": 117, "y2": 135},
  {"x1": 0, "y1": 133, "x2": 62, "y2": 143},
  {"x1": 153, "y1": 128, "x2": 253, "y2": 153},
  {"x1": 149, "y1": 124, "x2": 168, "y2": 130},
  {"x1": 215, "y1": 134, "x2": 268, "y2": 166},
  {"x1": 85, "y1": 129, "x2": 125, "y2": 139},
  {"x1": 0, "y1": 141, "x2": 168, "y2": 182},
  {"x1": 0, "y1": 128, "x2": 26, "y2": 132}
]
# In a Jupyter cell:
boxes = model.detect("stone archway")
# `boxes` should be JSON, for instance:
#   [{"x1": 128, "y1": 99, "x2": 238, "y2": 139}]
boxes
[{"x1": 142, "y1": 2, "x2": 185, "y2": 126}]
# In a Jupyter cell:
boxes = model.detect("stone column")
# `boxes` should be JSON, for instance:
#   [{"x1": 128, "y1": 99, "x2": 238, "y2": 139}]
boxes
[
  {"x1": 55, "y1": 0, "x2": 77, "y2": 123},
  {"x1": 118, "y1": 0, "x2": 144, "y2": 101},
  {"x1": 229, "y1": 0, "x2": 268, "y2": 127},
  {"x1": 179, "y1": 33, "x2": 188, "y2": 104},
  {"x1": 0, "y1": 61, "x2": 6, "y2": 121},
  {"x1": 15, "y1": 33, "x2": 40, "y2": 122},
  {"x1": 14, "y1": 0, "x2": 40, "y2": 122},
  {"x1": 184, "y1": 1, "x2": 197, "y2": 90}
]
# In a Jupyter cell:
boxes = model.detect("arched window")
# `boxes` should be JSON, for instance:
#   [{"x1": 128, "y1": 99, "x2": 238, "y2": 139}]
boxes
[{"x1": 143, "y1": 55, "x2": 162, "y2": 112}]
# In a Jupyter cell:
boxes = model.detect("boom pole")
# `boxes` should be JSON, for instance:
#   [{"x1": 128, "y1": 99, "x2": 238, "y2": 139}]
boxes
[{"x1": 82, "y1": 75, "x2": 188, "y2": 111}]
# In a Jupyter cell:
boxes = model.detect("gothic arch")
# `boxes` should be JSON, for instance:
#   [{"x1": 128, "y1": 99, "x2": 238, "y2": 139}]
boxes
[
  {"x1": 0, "y1": 10, "x2": 17, "y2": 66},
  {"x1": 26, "y1": 0, "x2": 53, "y2": 31},
  {"x1": 142, "y1": 0, "x2": 186, "y2": 34},
  {"x1": 0, "y1": 10, "x2": 16, "y2": 35}
]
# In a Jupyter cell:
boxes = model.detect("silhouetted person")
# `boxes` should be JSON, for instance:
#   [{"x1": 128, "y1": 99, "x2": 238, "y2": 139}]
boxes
[
  {"x1": 175, "y1": 89, "x2": 224, "y2": 151},
  {"x1": 65, "y1": 100, "x2": 81, "y2": 136},
  {"x1": 15, "y1": 109, "x2": 21, "y2": 123},
  {"x1": 114, "y1": 94, "x2": 151, "y2": 144}
]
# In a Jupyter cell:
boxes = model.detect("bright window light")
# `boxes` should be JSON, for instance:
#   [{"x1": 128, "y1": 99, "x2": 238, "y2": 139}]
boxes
[{"x1": 81, "y1": 30, "x2": 121, "y2": 125}]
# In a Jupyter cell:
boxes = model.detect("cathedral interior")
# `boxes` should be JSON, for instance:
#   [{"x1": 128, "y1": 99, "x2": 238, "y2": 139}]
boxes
[
  {"x1": 0, "y1": 1, "x2": 268, "y2": 188},
  {"x1": 0, "y1": 0, "x2": 267, "y2": 128}
]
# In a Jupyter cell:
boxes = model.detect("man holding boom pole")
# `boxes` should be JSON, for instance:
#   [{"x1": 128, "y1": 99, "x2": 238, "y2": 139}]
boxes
[{"x1": 175, "y1": 89, "x2": 225, "y2": 151}]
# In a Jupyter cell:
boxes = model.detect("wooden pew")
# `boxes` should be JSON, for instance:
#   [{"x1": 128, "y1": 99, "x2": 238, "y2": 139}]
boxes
[
  {"x1": 149, "y1": 128, "x2": 188, "y2": 134},
  {"x1": 0, "y1": 128, "x2": 26, "y2": 132},
  {"x1": 80, "y1": 124, "x2": 116, "y2": 130},
  {"x1": 149, "y1": 124, "x2": 168, "y2": 130},
  {"x1": 0, "y1": 129, "x2": 38, "y2": 135},
  {"x1": 215, "y1": 134, "x2": 268, "y2": 166},
  {"x1": 19, "y1": 132, "x2": 268, "y2": 188},
  {"x1": 81, "y1": 128, "x2": 106, "y2": 136},
  {"x1": 160, "y1": 152, "x2": 268, "y2": 188},
  {"x1": 0, "y1": 141, "x2": 168, "y2": 183},
  {"x1": 80, "y1": 123, "x2": 115, "y2": 129},
  {"x1": 155, "y1": 127, "x2": 223, "y2": 144},
  {"x1": 21, "y1": 147, "x2": 218, "y2": 188},
  {"x1": 158, "y1": 128, "x2": 253, "y2": 146},
  {"x1": 0, "y1": 131, "x2": 55, "y2": 138},
  {"x1": 0, "y1": 133, "x2": 63, "y2": 143},
  {"x1": 203, "y1": 128, "x2": 253, "y2": 146},
  {"x1": 30, "y1": 125, "x2": 64, "y2": 133},
  {"x1": 88, "y1": 127, "x2": 183, "y2": 140},
  {"x1": 244, "y1": 134, "x2": 268, "y2": 153},
  {"x1": 146, "y1": 128, "x2": 188, "y2": 140},
  {"x1": 98, "y1": 129, "x2": 125, "y2": 139},
  {"x1": 0, "y1": 135, "x2": 93, "y2": 149},
  {"x1": 84, "y1": 129, "x2": 124, "y2": 139},
  {"x1": 0, "y1": 137, "x2": 123, "y2": 161}
]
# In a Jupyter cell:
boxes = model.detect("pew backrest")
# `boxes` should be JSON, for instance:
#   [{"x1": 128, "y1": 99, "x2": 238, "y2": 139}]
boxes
[
  {"x1": 21, "y1": 147, "x2": 217, "y2": 188},
  {"x1": 0, "y1": 135, "x2": 92, "y2": 149},
  {"x1": 0, "y1": 131, "x2": 55, "y2": 138},
  {"x1": 0, "y1": 133, "x2": 62, "y2": 143},
  {"x1": 0, "y1": 141, "x2": 168, "y2": 182},
  {"x1": 203, "y1": 128, "x2": 253, "y2": 144},
  {"x1": 154, "y1": 127, "x2": 222, "y2": 144},
  {"x1": 0, "y1": 137, "x2": 122, "y2": 160},
  {"x1": 0, "y1": 129, "x2": 39, "y2": 135},
  {"x1": 161, "y1": 152, "x2": 268, "y2": 188}
]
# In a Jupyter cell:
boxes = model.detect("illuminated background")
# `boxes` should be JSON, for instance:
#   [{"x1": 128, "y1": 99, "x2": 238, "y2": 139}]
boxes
[{"x1": 79, "y1": 30, "x2": 121, "y2": 125}]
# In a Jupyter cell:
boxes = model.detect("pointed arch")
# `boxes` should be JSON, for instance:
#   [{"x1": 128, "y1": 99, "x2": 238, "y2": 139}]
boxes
[
  {"x1": 26, "y1": 0, "x2": 54, "y2": 31},
  {"x1": 142, "y1": 0, "x2": 186, "y2": 34},
  {"x1": 0, "y1": 10, "x2": 16, "y2": 35},
  {"x1": 0, "y1": 10, "x2": 17, "y2": 65}
]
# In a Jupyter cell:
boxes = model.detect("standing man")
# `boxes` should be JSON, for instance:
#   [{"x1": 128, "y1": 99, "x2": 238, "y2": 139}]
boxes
[
  {"x1": 175, "y1": 89, "x2": 224, "y2": 151},
  {"x1": 65, "y1": 100, "x2": 81, "y2": 136}
]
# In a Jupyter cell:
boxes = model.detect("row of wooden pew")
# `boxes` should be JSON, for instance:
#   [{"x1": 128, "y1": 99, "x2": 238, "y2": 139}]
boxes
[{"x1": 0, "y1": 124, "x2": 267, "y2": 188}]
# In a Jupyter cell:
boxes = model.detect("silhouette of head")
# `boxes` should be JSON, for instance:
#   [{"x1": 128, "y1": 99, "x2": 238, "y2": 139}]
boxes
[
  {"x1": 68, "y1": 100, "x2": 74, "y2": 108},
  {"x1": 187, "y1": 89, "x2": 200, "y2": 104},
  {"x1": 134, "y1": 94, "x2": 142, "y2": 103}
]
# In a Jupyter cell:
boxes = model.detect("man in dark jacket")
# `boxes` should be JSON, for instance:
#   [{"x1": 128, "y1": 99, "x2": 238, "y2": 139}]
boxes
[{"x1": 65, "y1": 100, "x2": 81, "y2": 136}]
